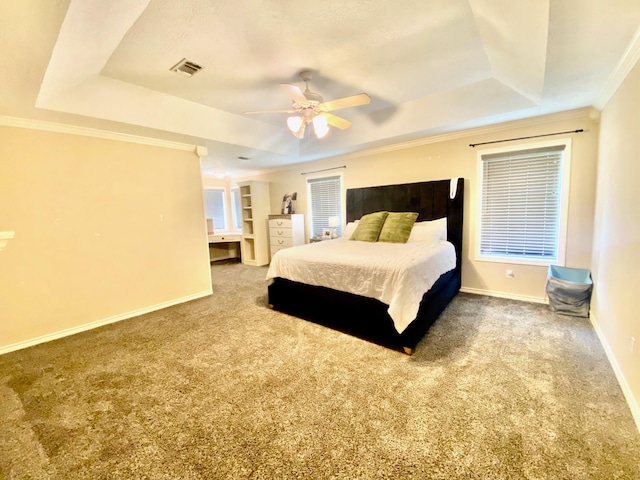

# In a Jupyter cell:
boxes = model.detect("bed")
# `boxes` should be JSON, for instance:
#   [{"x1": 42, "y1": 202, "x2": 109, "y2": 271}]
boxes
[{"x1": 266, "y1": 178, "x2": 464, "y2": 354}]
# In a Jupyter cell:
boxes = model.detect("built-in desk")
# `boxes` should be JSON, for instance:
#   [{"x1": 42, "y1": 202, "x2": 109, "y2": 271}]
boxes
[{"x1": 208, "y1": 233, "x2": 241, "y2": 262}]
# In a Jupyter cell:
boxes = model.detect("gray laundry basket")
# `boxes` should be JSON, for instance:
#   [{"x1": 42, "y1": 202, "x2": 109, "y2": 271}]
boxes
[{"x1": 545, "y1": 265, "x2": 592, "y2": 317}]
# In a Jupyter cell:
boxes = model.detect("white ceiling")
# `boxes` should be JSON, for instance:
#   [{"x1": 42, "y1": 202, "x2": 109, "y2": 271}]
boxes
[{"x1": 2, "y1": 0, "x2": 640, "y2": 177}]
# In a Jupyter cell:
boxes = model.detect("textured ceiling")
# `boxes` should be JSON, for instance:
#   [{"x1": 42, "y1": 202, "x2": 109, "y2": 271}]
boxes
[{"x1": 3, "y1": 0, "x2": 640, "y2": 177}]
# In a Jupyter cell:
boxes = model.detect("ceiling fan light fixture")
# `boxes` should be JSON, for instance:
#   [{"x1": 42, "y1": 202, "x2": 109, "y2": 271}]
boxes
[
  {"x1": 313, "y1": 115, "x2": 327, "y2": 129},
  {"x1": 315, "y1": 126, "x2": 329, "y2": 138},
  {"x1": 313, "y1": 115, "x2": 329, "y2": 138},
  {"x1": 287, "y1": 116, "x2": 303, "y2": 133},
  {"x1": 293, "y1": 122, "x2": 306, "y2": 139}
]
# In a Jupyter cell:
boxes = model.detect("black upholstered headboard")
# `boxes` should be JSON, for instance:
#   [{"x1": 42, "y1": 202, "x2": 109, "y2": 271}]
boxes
[{"x1": 346, "y1": 178, "x2": 464, "y2": 271}]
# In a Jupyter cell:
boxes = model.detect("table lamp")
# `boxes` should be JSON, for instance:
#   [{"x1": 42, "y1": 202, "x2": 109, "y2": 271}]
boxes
[{"x1": 328, "y1": 216, "x2": 340, "y2": 238}]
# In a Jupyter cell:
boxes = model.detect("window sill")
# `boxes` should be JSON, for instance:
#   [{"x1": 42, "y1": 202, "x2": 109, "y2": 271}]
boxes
[{"x1": 475, "y1": 255, "x2": 562, "y2": 267}]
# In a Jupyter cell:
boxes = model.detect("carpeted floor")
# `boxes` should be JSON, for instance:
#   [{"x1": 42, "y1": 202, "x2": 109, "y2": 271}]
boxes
[{"x1": 1, "y1": 260, "x2": 639, "y2": 479}]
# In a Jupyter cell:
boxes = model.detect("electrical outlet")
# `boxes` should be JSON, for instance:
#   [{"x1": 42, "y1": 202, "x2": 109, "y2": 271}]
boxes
[
  {"x1": 505, "y1": 269, "x2": 515, "y2": 278},
  {"x1": 631, "y1": 336, "x2": 636, "y2": 355}
]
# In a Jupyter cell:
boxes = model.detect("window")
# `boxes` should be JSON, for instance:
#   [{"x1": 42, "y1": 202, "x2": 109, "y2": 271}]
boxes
[
  {"x1": 477, "y1": 139, "x2": 571, "y2": 265},
  {"x1": 203, "y1": 188, "x2": 227, "y2": 231},
  {"x1": 230, "y1": 187, "x2": 242, "y2": 231},
  {"x1": 307, "y1": 175, "x2": 343, "y2": 237}
]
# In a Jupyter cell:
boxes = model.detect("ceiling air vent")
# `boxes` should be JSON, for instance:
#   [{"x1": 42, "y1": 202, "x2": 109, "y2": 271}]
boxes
[{"x1": 170, "y1": 58, "x2": 203, "y2": 77}]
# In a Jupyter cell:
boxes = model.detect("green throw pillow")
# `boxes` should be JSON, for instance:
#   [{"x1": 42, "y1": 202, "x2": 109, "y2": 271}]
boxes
[
  {"x1": 377, "y1": 212, "x2": 419, "y2": 243},
  {"x1": 349, "y1": 211, "x2": 389, "y2": 242}
]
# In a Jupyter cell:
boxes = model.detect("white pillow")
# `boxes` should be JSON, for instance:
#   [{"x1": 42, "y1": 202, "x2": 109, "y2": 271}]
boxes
[
  {"x1": 408, "y1": 217, "x2": 447, "y2": 242},
  {"x1": 343, "y1": 221, "x2": 358, "y2": 239}
]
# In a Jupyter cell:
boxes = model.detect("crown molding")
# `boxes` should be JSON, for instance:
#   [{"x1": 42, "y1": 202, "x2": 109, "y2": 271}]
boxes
[
  {"x1": 334, "y1": 107, "x2": 593, "y2": 162},
  {"x1": 595, "y1": 25, "x2": 640, "y2": 110},
  {"x1": 0, "y1": 115, "x2": 199, "y2": 153}
]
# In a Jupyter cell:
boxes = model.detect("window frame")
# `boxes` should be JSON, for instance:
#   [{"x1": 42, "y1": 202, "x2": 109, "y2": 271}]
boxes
[
  {"x1": 475, "y1": 138, "x2": 572, "y2": 266},
  {"x1": 230, "y1": 187, "x2": 242, "y2": 232},
  {"x1": 306, "y1": 173, "x2": 344, "y2": 238},
  {"x1": 203, "y1": 187, "x2": 228, "y2": 232}
]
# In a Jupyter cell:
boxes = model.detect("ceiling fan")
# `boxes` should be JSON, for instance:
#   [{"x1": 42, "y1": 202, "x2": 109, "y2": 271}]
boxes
[{"x1": 244, "y1": 70, "x2": 371, "y2": 139}]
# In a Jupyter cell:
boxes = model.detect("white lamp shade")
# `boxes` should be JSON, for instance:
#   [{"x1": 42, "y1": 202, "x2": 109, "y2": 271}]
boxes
[
  {"x1": 315, "y1": 125, "x2": 329, "y2": 138},
  {"x1": 313, "y1": 115, "x2": 329, "y2": 138},
  {"x1": 328, "y1": 216, "x2": 340, "y2": 227},
  {"x1": 287, "y1": 116, "x2": 303, "y2": 132},
  {"x1": 313, "y1": 115, "x2": 328, "y2": 129}
]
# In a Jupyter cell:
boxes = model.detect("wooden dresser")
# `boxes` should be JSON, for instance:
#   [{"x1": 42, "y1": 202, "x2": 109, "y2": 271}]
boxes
[{"x1": 268, "y1": 214, "x2": 305, "y2": 260}]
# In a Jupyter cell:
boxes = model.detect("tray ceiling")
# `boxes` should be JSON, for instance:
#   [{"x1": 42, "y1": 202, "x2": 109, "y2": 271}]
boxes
[{"x1": 3, "y1": 0, "x2": 640, "y2": 176}]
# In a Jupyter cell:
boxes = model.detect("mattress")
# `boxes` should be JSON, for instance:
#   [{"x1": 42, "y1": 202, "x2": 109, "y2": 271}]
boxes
[{"x1": 266, "y1": 238, "x2": 456, "y2": 333}]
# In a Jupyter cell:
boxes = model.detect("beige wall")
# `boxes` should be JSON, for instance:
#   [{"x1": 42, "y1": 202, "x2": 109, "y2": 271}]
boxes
[
  {"x1": 0, "y1": 126, "x2": 212, "y2": 350},
  {"x1": 251, "y1": 110, "x2": 599, "y2": 302},
  {"x1": 591, "y1": 60, "x2": 640, "y2": 422}
]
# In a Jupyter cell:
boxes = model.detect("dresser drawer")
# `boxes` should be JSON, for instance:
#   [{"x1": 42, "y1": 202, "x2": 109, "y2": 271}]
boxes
[
  {"x1": 268, "y1": 214, "x2": 304, "y2": 260},
  {"x1": 269, "y1": 227, "x2": 293, "y2": 238},
  {"x1": 269, "y1": 218, "x2": 292, "y2": 229},
  {"x1": 270, "y1": 237, "x2": 293, "y2": 248}
]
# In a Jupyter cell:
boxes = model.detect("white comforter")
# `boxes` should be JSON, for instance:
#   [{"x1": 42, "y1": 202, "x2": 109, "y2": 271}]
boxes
[{"x1": 265, "y1": 238, "x2": 456, "y2": 333}]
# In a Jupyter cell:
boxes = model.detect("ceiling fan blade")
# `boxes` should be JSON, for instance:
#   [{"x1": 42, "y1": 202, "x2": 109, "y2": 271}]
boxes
[
  {"x1": 243, "y1": 109, "x2": 295, "y2": 114},
  {"x1": 320, "y1": 112, "x2": 352, "y2": 130},
  {"x1": 281, "y1": 83, "x2": 308, "y2": 103},
  {"x1": 322, "y1": 93, "x2": 370, "y2": 112}
]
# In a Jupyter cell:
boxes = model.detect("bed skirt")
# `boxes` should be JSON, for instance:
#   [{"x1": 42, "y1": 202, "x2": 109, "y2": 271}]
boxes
[{"x1": 267, "y1": 268, "x2": 460, "y2": 353}]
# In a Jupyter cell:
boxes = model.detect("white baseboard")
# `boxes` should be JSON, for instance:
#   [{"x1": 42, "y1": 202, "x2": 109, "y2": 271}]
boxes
[
  {"x1": 0, "y1": 289, "x2": 213, "y2": 355},
  {"x1": 589, "y1": 313, "x2": 640, "y2": 433},
  {"x1": 460, "y1": 286, "x2": 547, "y2": 304},
  {"x1": 461, "y1": 287, "x2": 640, "y2": 433}
]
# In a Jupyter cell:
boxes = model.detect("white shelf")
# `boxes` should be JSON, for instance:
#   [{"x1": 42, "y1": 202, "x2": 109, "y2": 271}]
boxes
[{"x1": 237, "y1": 181, "x2": 270, "y2": 267}]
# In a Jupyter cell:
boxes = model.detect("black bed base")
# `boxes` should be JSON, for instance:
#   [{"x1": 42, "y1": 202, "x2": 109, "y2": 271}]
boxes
[{"x1": 267, "y1": 269, "x2": 460, "y2": 354}]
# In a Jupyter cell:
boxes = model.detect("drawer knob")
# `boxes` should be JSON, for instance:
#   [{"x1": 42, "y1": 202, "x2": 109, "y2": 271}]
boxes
[{"x1": 278, "y1": 240, "x2": 284, "y2": 244}]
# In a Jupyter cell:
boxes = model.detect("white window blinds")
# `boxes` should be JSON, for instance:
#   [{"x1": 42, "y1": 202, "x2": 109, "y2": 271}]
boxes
[
  {"x1": 203, "y1": 189, "x2": 226, "y2": 232},
  {"x1": 308, "y1": 175, "x2": 342, "y2": 237},
  {"x1": 480, "y1": 145, "x2": 565, "y2": 261}
]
